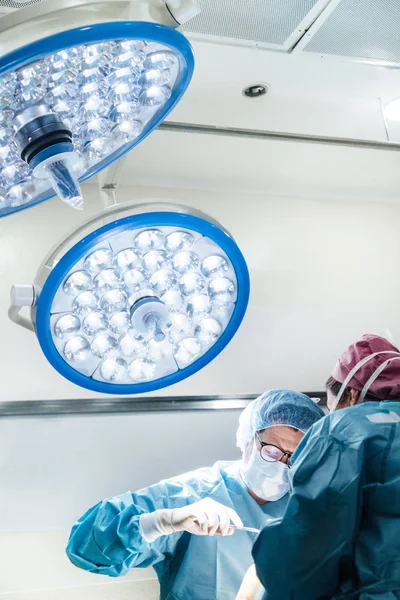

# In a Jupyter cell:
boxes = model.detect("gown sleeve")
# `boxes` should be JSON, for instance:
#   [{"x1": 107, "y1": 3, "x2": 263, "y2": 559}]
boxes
[
  {"x1": 66, "y1": 477, "x2": 199, "y2": 577},
  {"x1": 252, "y1": 417, "x2": 364, "y2": 600}
]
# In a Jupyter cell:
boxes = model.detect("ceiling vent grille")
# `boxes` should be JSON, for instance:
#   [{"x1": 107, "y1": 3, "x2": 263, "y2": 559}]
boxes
[
  {"x1": 183, "y1": 0, "x2": 331, "y2": 51},
  {"x1": 300, "y1": 0, "x2": 400, "y2": 65},
  {"x1": 0, "y1": 0, "x2": 43, "y2": 11}
]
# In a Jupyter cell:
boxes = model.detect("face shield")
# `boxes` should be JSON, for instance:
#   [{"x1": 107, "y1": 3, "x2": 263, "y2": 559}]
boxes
[{"x1": 330, "y1": 351, "x2": 400, "y2": 412}]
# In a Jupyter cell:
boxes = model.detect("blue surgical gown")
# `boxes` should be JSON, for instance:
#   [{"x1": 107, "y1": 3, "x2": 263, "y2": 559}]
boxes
[
  {"x1": 252, "y1": 402, "x2": 400, "y2": 600},
  {"x1": 66, "y1": 461, "x2": 287, "y2": 600}
]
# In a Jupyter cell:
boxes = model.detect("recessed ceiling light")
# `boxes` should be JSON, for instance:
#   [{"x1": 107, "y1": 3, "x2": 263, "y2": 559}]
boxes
[{"x1": 242, "y1": 83, "x2": 269, "y2": 98}]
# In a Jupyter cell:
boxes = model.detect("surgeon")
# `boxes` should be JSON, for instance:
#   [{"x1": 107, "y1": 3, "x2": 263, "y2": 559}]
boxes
[
  {"x1": 66, "y1": 390, "x2": 324, "y2": 600},
  {"x1": 253, "y1": 334, "x2": 400, "y2": 600}
]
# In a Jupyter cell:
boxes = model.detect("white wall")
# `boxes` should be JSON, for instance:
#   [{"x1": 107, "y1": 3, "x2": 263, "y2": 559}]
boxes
[
  {"x1": 2, "y1": 182, "x2": 400, "y2": 598},
  {"x1": 2, "y1": 182, "x2": 400, "y2": 401}
]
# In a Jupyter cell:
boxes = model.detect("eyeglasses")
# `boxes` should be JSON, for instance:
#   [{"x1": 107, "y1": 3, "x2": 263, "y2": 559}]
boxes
[{"x1": 255, "y1": 432, "x2": 292, "y2": 468}]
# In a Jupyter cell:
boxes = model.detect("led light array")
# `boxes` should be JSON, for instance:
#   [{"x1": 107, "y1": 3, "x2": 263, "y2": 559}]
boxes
[
  {"x1": 0, "y1": 40, "x2": 180, "y2": 211},
  {"x1": 50, "y1": 227, "x2": 238, "y2": 385}
]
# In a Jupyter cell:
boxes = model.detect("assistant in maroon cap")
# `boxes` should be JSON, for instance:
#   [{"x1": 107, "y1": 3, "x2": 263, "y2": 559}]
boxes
[{"x1": 327, "y1": 334, "x2": 400, "y2": 410}]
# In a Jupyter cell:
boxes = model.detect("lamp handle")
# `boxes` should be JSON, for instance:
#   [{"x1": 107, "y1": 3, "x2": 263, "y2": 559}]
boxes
[
  {"x1": 8, "y1": 284, "x2": 40, "y2": 332},
  {"x1": 8, "y1": 305, "x2": 35, "y2": 332}
]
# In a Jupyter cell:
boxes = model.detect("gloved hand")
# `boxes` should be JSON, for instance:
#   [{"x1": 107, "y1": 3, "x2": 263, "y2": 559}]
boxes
[
  {"x1": 235, "y1": 564, "x2": 263, "y2": 600},
  {"x1": 140, "y1": 498, "x2": 243, "y2": 542}
]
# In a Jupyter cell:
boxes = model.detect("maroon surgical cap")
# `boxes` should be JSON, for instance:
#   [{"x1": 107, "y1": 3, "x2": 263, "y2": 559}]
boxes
[{"x1": 332, "y1": 334, "x2": 400, "y2": 401}]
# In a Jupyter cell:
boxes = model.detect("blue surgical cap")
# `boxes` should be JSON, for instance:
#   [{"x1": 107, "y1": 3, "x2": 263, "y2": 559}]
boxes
[{"x1": 236, "y1": 389, "x2": 325, "y2": 452}]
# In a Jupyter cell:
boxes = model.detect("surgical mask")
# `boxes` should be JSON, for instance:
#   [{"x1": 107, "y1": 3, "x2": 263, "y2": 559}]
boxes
[
  {"x1": 241, "y1": 442, "x2": 290, "y2": 502},
  {"x1": 331, "y1": 351, "x2": 400, "y2": 412}
]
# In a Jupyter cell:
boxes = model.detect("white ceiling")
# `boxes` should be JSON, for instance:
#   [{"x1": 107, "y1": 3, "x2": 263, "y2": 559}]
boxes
[
  {"x1": 105, "y1": 38, "x2": 400, "y2": 202},
  {"x1": 170, "y1": 40, "x2": 400, "y2": 137}
]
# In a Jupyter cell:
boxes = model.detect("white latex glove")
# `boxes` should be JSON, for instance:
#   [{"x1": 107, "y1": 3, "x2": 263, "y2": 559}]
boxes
[
  {"x1": 235, "y1": 564, "x2": 263, "y2": 600},
  {"x1": 140, "y1": 498, "x2": 243, "y2": 542}
]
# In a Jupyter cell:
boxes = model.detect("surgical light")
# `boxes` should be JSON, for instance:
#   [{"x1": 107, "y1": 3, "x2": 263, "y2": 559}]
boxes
[
  {"x1": 9, "y1": 201, "x2": 250, "y2": 394},
  {"x1": 0, "y1": 0, "x2": 196, "y2": 216}
]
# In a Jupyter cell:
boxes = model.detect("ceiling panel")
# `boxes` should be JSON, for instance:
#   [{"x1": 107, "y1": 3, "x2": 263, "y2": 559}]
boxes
[
  {"x1": 183, "y1": 0, "x2": 331, "y2": 51},
  {"x1": 297, "y1": 0, "x2": 400, "y2": 66}
]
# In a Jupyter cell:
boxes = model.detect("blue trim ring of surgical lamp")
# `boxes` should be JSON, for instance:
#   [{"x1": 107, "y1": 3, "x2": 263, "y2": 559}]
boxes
[
  {"x1": 0, "y1": 22, "x2": 194, "y2": 217},
  {"x1": 35, "y1": 212, "x2": 250, "y2": 394}
]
